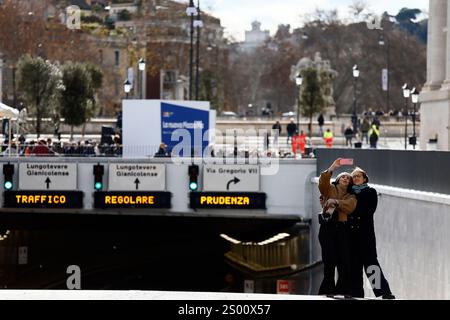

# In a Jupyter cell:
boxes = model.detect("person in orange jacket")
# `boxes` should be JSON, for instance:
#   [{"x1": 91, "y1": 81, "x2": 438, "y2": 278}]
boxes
[
  {"x1": 292, "y1": 132, "x2": 299, "y2": 155},
  {"x1": 323, "y1": 129, "x2": 334, "y2": 148},
  {"x1": 24, "y1": 146, "x2": 31, "y2": 156},
  {"x1": 293, "y1": 131, "x2": 308, "y2": 155},
  {"x1": 298, "y1": 130, "x2": 307, "y2": 154}
]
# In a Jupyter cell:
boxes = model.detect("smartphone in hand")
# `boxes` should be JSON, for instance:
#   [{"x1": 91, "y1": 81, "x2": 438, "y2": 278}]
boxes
[{"x1": 340, "y1": 158, "x2": 354, "y2": 166}]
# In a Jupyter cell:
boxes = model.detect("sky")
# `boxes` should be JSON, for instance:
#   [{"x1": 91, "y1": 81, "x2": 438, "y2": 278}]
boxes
[{"x1": 191, "y1": 0, "x2": 429, "y2": 41}]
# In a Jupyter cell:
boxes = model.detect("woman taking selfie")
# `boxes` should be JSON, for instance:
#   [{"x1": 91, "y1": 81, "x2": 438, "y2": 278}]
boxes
[
  {"x1": 348, "y1": 167, "x2": 395, "y2": 299},
  {"x1": 318, "y1": 159, "x2": 356, "y2": 296}
]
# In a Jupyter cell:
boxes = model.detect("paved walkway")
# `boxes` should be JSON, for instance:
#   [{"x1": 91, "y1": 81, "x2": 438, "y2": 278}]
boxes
[{"x1": 0, "y1": 290, "x2": 333, "y2": 300}]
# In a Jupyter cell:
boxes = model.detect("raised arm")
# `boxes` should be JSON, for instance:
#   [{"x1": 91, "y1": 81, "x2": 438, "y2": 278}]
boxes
[
  {"x1": 319, "y1": 170, "x2": 333, "y2": 197},
  {"x1": 318, "y1": 159, "x2": 342, "y2": 197}
]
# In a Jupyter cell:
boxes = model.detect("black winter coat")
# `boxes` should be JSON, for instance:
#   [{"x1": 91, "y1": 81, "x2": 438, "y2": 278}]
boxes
[{"x1": 348, "y1": 187, "x2": 379, "y2": 258}]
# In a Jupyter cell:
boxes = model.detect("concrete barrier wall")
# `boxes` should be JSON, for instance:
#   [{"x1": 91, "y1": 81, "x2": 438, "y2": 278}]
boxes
[
  {"x1": 374, "y1": 188, "x2": 450, "y2": 300},
  {"x1": 316, "y1": 148, "x2": 450, "y2": 195},
  {"x1": 311, "y1": 179, "x2": 450, "y2": 300}
]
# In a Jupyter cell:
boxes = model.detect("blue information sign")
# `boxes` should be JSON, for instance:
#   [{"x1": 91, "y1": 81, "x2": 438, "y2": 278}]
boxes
[{"x1": 161, "y1": 102, "x2": 209, "y2": 157}]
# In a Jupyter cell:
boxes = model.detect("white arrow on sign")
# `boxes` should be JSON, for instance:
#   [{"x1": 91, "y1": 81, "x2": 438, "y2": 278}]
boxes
[
  {"x1": 108, "y1": 163, "x2": 166, "y2": 191},
  {"x1": 203, "y1": 165, "x2": 260, "y2": 192},
  {"x1": 226, "y1": 177, "x2": 241, "y2": 190},
  {"x1": 19, "y1": 163, "x2": 77, "y2": 190}
]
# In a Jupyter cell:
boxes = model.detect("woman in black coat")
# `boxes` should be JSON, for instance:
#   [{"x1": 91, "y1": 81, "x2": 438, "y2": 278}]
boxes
[{"x1": 348, "y1": 168, "x2": 395, "y2": 299}]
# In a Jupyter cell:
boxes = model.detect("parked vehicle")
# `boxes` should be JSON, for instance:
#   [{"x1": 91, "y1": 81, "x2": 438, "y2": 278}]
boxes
[{"x1": 220, "y1": 111, "x2": 238, "y2": 119}]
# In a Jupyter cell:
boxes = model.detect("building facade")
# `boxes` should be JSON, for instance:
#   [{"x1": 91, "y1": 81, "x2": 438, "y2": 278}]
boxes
[
  {"x1": 240, "y1": 21, "x2": 270, "y2": 52},
  {"x1": 0, "y1": 0, "x2": 228, "y2": 115}
]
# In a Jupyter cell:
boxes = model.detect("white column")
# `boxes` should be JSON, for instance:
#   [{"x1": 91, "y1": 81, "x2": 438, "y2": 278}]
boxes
[
  {"x1": 424, "y1": 0, "x2": 447, "y2": 91},
  {"x1": 443, "y1": 0, "x2": 450, "y2": 89}
]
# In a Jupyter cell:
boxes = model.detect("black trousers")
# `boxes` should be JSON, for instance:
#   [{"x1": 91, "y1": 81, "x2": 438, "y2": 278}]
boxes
[
  {"x1": 318, "y1": 222, "x2": 351, "y2": 296},
  {"x1": 350, "y1": 228, "x2": 393, "y2": 298}
]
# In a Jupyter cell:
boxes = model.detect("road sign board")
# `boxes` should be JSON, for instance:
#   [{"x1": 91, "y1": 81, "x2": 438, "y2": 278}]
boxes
[
  {"x1": 382, "y1": 68, "x2": 388, "y2": 91},
  {"x1": 94, "y1": 191, "x2": 171, "y2": 209},
  {"x1": 19, "y1": 163, "x2": 77, "y2": 190},
  {"x1": 108, "y1": 163, "x2": 165, "y2": 191},
  {"x1": 277, "y1": 280, "x2": 294, "y2": 295},
  {"x1": 4, "y1": 191, "x2": 84, "y2": 209},
  {"x1": 190, "y1": 192, "x2": 266, "y2": 210},
  {"x1": 203, "y1": 165, "x2": 260, "y2": 192}
]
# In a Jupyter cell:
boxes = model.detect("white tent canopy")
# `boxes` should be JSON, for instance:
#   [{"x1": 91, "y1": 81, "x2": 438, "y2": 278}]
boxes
[
  {"x1": 0, "y1": 102, "x2": 19, "y2": 119},
  {"x1": 0, "y1": 102, "x2": 20, "y2": 156}
]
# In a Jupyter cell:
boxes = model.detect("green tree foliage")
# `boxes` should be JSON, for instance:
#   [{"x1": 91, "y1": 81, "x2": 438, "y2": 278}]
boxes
[
  {"x1": 394, "y1": 8, "x2": 427, "y2": 43},
  {"x1": 59, "y1": 62, "x2": 104, "y2": 139},
  {"x1": 81, "y1": 15, "x2": 103, "y2": 24},
  {"x1": 118, "y1": 10, "x2": 131, "y2": 21},
  {"x1": 105, "y1": 15, "x2": 115, "y2": 30},
  {"x1": 85, "y1": 63, "x2": 103, "y2": 120},
  {"x1": 17, "y1": 55, "x2": 60, "y2": 138},
  {"x1": 299, "y1": 68, "x2": 325, "y2": 139},
  {"x1": 60, "y1": 63, "x2": 91, "y2": 139}
]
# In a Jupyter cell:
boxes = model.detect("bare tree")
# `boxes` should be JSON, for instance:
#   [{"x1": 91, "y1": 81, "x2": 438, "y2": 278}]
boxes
[{"x1": 349, "y1": 0, "x2": 369, "y2": 20}]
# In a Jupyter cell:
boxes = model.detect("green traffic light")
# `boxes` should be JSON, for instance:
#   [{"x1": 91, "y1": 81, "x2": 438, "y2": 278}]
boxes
[
  {"x1": 94, "y1": 182, "x2": 103, "y2": 190},
  {"x1": 4, "y1": 181, "x2": 13, "y2": 190},
  {"x1": 189, "y1": 182, "x2": 198, "y2": 191}
]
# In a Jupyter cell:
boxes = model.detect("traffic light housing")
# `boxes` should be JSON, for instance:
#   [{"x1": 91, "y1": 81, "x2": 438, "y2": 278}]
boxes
[
  {"x1": 93, "y1": 164, "x2": 104, "y2": 191},
  {"x1": 188, "y1": 164, "x2": 199, "y2": 191},
  {"x1": 3, "y1": 163, "x2": 14, "y2": 190}
]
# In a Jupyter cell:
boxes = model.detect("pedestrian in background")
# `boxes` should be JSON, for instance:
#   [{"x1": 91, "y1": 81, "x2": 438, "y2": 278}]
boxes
[
  {"x1": 318, "y1": 114, "x2": 325, "y2": 137},
  {"x1": 360, "y1": 118, "x2": 370, "y2": 145},
  {"x1": 344, "y1": 125, "x2": 354, "y2": 147},
  {"x1": 287, "y1": 119, "x2": 297, "y2": 145},
  {"x1": 272, "y1": 121, "x2": 282, "y2": 145},
  {"x1": 323, "y1": 129, "x2": 334, "y2": 148},
  {"x1": 154, "y1": 143, "x2": 168, "y2": 158},
  {"x1": 298, "y1": 130, "x2": 307, "y2": 155},
  {"x1": 369, "y1": 124, "x2": 380, "y2": 149}
]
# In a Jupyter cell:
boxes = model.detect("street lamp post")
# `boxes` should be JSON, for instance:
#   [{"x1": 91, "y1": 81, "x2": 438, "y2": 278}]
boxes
[
  {"x1": 402, "y1": 83, "x2": 411, "y2": 150},
  {"x1": 194, "y1": 0, "x2": 203, "y2": 101},
  {"x1": 138, "y1": 58, "x2": 146, "y2": 99},
  {"x1": 12, "y1": 65, "x2": 17, "y2": 109},
  {"x1": 352, "y1": 65, "x2": 360, "y2": 133},
  {"x1": 123, "y1": 79, "x2": 131, "y2": 99},
  {"x1": 295, "y1": 74, "x2": 303, "y2": 134},
  {"x1": 248, "y1": 104, "x2": 253, "y2": 117},
  {"x1": 411, "y1": 87, "x2": 419, "y2": 150},
  {"x1": 379, "y1": 34, "x2": 390, "y2": 112},
  {"x1": 186, "y1": 0, "x2": 197, "y2": 100}
]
